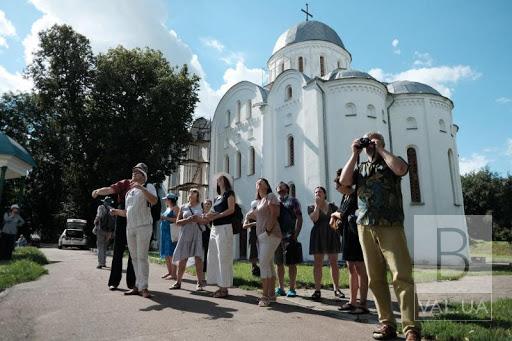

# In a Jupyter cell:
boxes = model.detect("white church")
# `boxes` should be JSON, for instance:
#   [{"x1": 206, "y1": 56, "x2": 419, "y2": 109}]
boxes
[{"x1": 208, "y1": 20, "x2": 470, "y2": 265}]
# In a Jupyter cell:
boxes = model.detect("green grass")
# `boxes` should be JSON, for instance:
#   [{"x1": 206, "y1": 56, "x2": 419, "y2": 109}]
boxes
[
  {"x1": 470, "y1": 240, "x2": 512, "y2": 263},
  {"x1": 0, "y1": 247, "x2": 49, "y2": 290},
  {"x1": 421, "y1": 298, "x2": 512, "y2": 340}
]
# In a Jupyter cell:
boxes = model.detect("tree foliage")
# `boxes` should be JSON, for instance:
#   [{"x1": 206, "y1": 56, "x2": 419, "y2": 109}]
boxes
[
  {"x1": 0, "y1": 24, "x2": 199, "y2": 241},
  {"x1": 461, "y1": 168, "x2": 512, "y2": 242}
]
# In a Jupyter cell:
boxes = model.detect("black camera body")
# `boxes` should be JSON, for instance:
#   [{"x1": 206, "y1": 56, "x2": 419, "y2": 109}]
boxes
[{"x1": 357, "y1": 137, "x2": 373, "y2": 149}]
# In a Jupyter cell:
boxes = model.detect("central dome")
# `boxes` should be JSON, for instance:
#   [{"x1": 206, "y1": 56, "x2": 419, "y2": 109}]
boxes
[{"x1": 272, "y1": 20, "x2": 345, "y2": 54}]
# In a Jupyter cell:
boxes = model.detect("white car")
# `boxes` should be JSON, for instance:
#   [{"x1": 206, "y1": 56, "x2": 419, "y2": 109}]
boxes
[{"x1": 58, "y1": 219, "x2": 88, "y2": 249}]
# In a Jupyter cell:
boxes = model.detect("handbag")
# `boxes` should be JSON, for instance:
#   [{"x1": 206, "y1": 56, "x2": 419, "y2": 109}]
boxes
[{"x1": 285, "y1": 239, "x2": 303, "y2": 265}]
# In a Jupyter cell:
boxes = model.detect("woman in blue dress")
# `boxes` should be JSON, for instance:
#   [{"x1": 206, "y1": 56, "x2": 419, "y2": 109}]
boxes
[{"x1": 160, "y1": 193, "x2": 179, "y2": 280}]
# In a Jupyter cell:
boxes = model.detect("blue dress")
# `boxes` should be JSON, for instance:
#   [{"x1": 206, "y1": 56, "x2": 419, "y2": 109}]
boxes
[{"x1": 160, "y1": 207, "x2": 177, "y2": 258}]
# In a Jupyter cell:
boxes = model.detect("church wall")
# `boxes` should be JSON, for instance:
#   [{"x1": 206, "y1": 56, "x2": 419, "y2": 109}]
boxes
[
  {"x1": 268, "y1": 41, "x2": 351, "y2": 82},
  {"x1": 323, "y1": 79, "x2": 388, "y2": 200},
  {"x1": 390, "y1": 94, "x2": 468, "y2": 265}
]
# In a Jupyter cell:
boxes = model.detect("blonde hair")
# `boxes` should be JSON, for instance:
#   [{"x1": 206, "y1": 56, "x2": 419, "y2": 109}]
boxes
[{"x1": 189, "y1": 188, "x2": 200, "y2": 201}]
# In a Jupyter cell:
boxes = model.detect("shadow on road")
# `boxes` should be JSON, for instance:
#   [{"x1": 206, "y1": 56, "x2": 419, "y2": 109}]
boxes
[{"x1": 141, "y1": 290, "x2": 238, "y2": 319}]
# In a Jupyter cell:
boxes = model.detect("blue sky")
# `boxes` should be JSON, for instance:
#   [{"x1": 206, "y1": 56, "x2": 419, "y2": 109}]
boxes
[{"x1": 0, "y1": 0, "x2": 511, "y2": 175}]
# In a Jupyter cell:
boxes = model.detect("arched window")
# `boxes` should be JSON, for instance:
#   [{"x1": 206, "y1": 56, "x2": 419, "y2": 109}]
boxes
[
  {"x1": 246, "y1": 99, "x2": 252, "y2": 119},
  {"x1": 448, "y1": 149, "x2": 461, "y2": 205},
  {"x1": 248, "y1": 147, "x2": 255, "y2": 175},
  {"x1": 286, "y1": 85, "x2": 292, "y2": 100},
  {"x1": 287, "y1": 135, "x2": 295, "y2": 166},
  {"x1": 320, "y1": 56, "x2": 325, "y2": 77},
  {"x1": 225, "y1": 110, "x2": 231, "y2": 127},
  {"x1": 235, "y1": 151, "x2": 241, "y2": 179},
  {"x1": 367, "y1": 104, "x2": 376, "y2": 118},
  {"x1": 280, "y1": 63, "x2": 284, "y2": 74},
  {"x1": 406, "y1": 117, "x2": 418, "y2": 130},
  {"x1": 224, "y1": 154, "x2": 230, "y2": 174},
  {"x1": 236, "y1": 100, "x2": 241, "y2": 123},
  {"x1": 382, "y1": 109, "x2": 386, "y2": 123},
  {"x1": 345, "y1": 103, "x2": 356, "y2": 116},
  {"x1": 407, "y1": 147, "x2": 421, "y2": 203},
  {"x1": 288, "y1": 182, "x2": 296, "y2": 198},
  {"x1": 439, "y1": 119, "x2": 446, "y2": 132},
  {"x1": 298, "y1": 57, "x2": 304, "y2": 72}
]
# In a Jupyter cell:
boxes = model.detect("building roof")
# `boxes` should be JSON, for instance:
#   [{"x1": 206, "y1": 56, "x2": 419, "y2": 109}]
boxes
[
  {"x1": 272, "y1": 20, "x2": 345, "y2": 54},
  {"x1": 0, "y1": 132, "x2": 36, "y2": 167},
  {"x1": 387, "y1": 80, "x2": 441, "y2": 96},
  {"x1": 324, "y1": 69, "x2": 376, "y2": 81}
]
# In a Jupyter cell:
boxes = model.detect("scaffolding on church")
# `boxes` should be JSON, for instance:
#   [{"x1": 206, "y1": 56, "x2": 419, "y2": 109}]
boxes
[{"x1": 167, "y1": 117, "x2": 211, "y2": 203}]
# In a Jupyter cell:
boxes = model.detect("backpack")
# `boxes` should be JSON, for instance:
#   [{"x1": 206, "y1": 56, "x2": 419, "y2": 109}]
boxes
[
  {"x1": 278, "y1": 199, "x2": 296, "y2": 236},
  {"x1": 145, "y1": 183, "x2": 162, "y2": 223},
  {"x1": 232, "y1": 203, "x2": 243, "y2": 235},
  {"x1": 99, "y1": 205, "x2": 115, "y2": 232}
]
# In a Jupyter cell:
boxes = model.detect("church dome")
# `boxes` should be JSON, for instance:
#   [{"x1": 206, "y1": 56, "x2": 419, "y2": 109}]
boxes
[
  {"x1": 272, "y1": 21, "x2": 345, "y2": 54},
  {"x1": 387, "y1": 81, "x2": 441, "y2": 96},
  {"x1": 324, "y1": 69, "x2": 375, "y2": 81}
]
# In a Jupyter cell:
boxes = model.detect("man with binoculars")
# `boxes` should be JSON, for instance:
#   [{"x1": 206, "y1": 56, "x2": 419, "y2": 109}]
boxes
[{"x1": 339, "y1": 132, "x2": 420, "y2": 341}]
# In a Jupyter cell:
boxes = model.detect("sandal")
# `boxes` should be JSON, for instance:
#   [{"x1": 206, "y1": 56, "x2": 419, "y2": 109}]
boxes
[
  {"x1": 334, "y1": 289, "x2": 345, "y2": 299},
  {"x1": 258, "y1": 296, "x2": 270, "y2": 307},
  {"x1": 349, "y1": 306, "x2": 370, "y2": 315},
  {"x1": 311, "y1": 290, "x2": 321, "y2": 301},
  {"x1": 124, "y1": 288, "x2": 139, "y2": 296},
  {"x1": 141, "y1": 289, "x2": 152, "y2": 298},
  {"x1": 161, "y1": 273, "x2": 170, "y2": 278},
  {"x1": 196, "y1": 282, "x2": 205, "y2": 291},
  {"x1": 213, "y1": 288, "x2": 228, "y2": 298},
  {"x1": 338, "y1": 302, "x2": 356, "y2": 311},
  {"x1": 169, "y1": 282, "x2": 181, "y2": 290}
]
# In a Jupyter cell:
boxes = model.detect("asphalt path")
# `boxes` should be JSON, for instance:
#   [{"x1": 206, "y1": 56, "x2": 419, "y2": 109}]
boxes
[{"x1": 0, "y1": 247, "x2": 379, "y2": 341}]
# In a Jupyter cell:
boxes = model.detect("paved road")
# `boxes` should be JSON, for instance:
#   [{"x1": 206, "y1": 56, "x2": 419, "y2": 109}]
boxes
[{"x1": 0, "y1": 247, "x2": 378, "y2": 341}]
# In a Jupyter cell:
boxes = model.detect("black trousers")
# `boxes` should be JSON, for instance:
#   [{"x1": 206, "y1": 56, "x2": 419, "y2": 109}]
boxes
[
  {"x1": 0, "y1": 233, "x2": 16, "y2": 260},
  {"x1": 108, "y1": 216, "x2": 135, "y2": 289}
]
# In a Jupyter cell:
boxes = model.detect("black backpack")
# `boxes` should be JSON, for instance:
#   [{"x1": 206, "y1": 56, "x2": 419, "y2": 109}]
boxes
[
  {"x1": 145, "y1": 183, "x2": 162, "y2": 223},
  {"x1": 232, "y1": 203, "x2": 243, "y2": 234},
  {"x1": 99, "y1": 205, "x2": 115, "y2": 232},
  {"x1": 278, "y1": 199, "x2": 296, "y2": 235}
]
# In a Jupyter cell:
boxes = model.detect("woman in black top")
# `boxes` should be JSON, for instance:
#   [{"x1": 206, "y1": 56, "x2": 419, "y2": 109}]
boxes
[
  {"x1": 205, "y1": 173, "x2": 235, "y2": 298},
  {"x1": 332, "y1": 169, "x2": 368, "y2": 314},
  {"x1": 308, "y1": 186, "x2": 343, "y2": 301}
]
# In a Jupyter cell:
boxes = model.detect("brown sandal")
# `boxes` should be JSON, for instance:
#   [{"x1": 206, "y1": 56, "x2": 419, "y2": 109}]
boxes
[
  {"x1": 141, "y1": 289, "x2": 152, "y2": 298},
  {"x1": 212, "y1": 289, "x2": 228, "y2": 298}
]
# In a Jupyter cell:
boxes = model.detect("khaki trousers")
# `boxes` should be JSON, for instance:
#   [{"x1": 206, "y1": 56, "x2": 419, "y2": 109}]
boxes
[{"x1": 357, "y1": 224, "x2": 420, "y2": 334}]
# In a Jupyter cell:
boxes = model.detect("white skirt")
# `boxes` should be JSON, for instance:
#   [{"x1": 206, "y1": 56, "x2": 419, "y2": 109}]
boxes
[{"x1": 206, "y1": 223, "x2": 233, "y2": 287}]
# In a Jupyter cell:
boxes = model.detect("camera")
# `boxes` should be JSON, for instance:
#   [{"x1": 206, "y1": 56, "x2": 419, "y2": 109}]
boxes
[{"x1": 357, "y1": 137, "x2": 373, "y2": 149}]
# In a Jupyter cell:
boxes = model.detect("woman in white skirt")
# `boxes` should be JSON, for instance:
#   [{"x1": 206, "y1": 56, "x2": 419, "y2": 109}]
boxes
[
  {"x1": 247, "y1": 178, "x2": 282, "y2": 307},
  {"x1": 205, "y1": 173, "x2": 235, "y2": 298},
  {"x1": 170, "y1": 188, "x2": 206, "y2": 291}
]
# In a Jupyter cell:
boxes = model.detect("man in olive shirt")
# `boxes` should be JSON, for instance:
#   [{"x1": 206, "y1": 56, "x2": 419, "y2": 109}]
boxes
[{"x1": 339, "y1": 132, "x2": 420, "y2": 341}]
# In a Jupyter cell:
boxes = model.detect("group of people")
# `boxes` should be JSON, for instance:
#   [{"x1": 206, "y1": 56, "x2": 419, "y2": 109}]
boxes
[{"x1": 91, "y1": 131, "x2": 420, "y2": 341}]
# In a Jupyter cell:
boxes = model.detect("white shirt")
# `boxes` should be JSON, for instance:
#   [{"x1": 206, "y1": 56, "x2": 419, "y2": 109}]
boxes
[{"x1": 125, "y1": 183, "x2": 157, "y2": 229}]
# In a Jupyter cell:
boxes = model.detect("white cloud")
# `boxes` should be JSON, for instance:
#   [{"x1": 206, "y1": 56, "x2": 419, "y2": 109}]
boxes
[
  {"x1": 496, "y1": 97, "x2": 512, "y2": 104},
  {"x1": 391, "y1": 38, "x2": 400, "y2": 55},
  {"x1": 369, "y1": 64, "x2": 480, "y2": 98},
  {"x1": 201, "y1": 38, "x2": 224, "y2": 52},
  {"x1": 0, "y1": 10, "x2": 17, "y2": 49},
  {"x1": 0, "y1": 65, "x2": 33, "y2": 93},
  {"x1": 459, "y1": 153, "x2": 490, "y2": 175},
  {"x1": 21, "y1": 0, "x2": 265, "y2": 118},
  {"x1": 413, "y1": 51, "x2": 433, "y2": 67}
]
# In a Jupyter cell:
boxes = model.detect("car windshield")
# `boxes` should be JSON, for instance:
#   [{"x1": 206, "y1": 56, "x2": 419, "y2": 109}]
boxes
[{"x1": 67, "y1": 222, "x2": 86, "y2": 230}]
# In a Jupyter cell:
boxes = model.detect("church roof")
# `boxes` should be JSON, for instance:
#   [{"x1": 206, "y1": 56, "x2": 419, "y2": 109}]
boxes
[
  {"x1": 324, "y1": 69, "x2": 376, "y2": 81},
  {"x1": 0, "y1": 132, "x2": 36, "y2": 167},
  {"x1": 272, "y1": 21, "x2": 345, "y2": 54},
  {"x1": 387, "y1": 81, "x2": 441, "y2": 96}
]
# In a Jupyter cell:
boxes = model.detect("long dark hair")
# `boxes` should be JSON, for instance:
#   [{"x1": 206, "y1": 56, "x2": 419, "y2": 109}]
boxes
[
  {"x1": 256, "y1": 178, "x2": 272, "y2": 200},
  {"x1": 216, "y1": 175, "x2": 233, "y2": 195}
]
